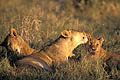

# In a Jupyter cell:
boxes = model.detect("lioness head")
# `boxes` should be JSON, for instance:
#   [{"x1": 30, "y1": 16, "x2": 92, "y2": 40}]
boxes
[
  {"x1": 7, "y1": 28, "x2": 25, "y2": 54},
  {"x1": 61, "y1": 30, "x2": 88, "y2": 46},
  {"x1": 87, "y1": 37, "x2": 104, "y2": 55},
  {"x1": 1, "y1": 28, "x2": 33, "y2": 56}
]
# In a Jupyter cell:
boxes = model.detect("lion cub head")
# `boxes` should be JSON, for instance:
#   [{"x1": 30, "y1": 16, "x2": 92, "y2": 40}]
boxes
[
  {"x1": 1, "y1": 28, "x2": 35, "y2": 57},
  {"x1": 87, "y1": 37, "x2": 104, "y2": 55}
]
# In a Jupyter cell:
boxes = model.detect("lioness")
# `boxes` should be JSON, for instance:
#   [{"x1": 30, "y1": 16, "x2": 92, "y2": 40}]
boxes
[
  {"x1": 0, "y1": 28, "x2": 38, "y2": 57},
  {"x1": 17, "y1": 30, "x2": 88, "y2": 71},
  {"x1": 86, "y1": 36, "x2": 120, "y2": 64}
]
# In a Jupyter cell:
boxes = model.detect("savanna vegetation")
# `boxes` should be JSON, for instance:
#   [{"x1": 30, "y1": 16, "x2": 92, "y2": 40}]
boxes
[{"x1": 0, "y1": 0, "x2": 120, "y2": 80}]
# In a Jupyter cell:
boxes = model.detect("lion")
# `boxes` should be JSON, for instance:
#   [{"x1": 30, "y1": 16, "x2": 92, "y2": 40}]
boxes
[
  {"x1": 85, "y1": 36, "x2": 120, "y2": 65},
  {"x1": 0, "y1": 28, "x2": 39, "y2": 57},
  {"x1": 16, "y1": 30, "x2": 88, "y2": 71}
]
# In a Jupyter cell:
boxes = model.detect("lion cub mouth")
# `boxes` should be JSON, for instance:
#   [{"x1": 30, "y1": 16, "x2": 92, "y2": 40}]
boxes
[{"x1": 88, "y1": 48, "x2": 96, "y2": 55}]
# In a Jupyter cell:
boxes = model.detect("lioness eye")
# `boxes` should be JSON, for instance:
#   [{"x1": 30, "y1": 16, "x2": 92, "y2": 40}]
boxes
[{"x1": 83, "y1": 37, "x2": 85, "y2": 39}]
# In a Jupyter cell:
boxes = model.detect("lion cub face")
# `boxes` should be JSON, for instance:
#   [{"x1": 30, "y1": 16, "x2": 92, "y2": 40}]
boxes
[
  {"x1": 61, "y1": 30, "x2": 88, "y2": 46},
  {"x1": 87, "y1": 37, "x2": 104, "y2": 55}
]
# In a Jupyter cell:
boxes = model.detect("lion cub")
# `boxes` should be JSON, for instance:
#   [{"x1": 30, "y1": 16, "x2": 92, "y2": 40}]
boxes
[
  {"x1": 0, "y1": 28, "x2": 38, "y2": 57},
  {"x1": 17, "y1": 30, "x2": 88, "y2": 71},
  {"x1": 86, "y1": 36, "x2": 120, "y2": 63}
]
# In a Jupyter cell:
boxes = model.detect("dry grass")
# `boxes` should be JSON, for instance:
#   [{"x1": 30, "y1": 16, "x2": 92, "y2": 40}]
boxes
[{"x1": 0, "y1": 0, "x2": 120, "y2": 80}]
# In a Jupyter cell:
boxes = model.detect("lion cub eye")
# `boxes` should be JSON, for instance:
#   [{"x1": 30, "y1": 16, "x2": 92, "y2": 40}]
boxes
[{"x1": 96, "y1": 44, "x2": 99, "y2": 46}]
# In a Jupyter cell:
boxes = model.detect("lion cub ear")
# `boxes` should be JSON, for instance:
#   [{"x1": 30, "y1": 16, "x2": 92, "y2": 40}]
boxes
[
  {"x1": 10, "y1": 28, "x2": 17, "y2": 37},
  {"x1": 61, "y1": 30, "x2": 71, "y2": 37},
  {"x1": 98, "y1": 37, "x2": 104, "y2": 44},
  {"x1": 86, "y1": 33, "x2": 92, "y2": 38}
]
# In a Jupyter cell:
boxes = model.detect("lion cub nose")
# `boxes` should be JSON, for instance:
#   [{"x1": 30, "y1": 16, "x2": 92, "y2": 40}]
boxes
[{"x1": 92, "y1": 48, "x2": 96, "y2": 51}]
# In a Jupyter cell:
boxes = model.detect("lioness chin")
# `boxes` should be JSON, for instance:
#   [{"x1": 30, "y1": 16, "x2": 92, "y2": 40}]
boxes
[{"x1": 17, "y1": 30, "x2": 88, "y2": 71}]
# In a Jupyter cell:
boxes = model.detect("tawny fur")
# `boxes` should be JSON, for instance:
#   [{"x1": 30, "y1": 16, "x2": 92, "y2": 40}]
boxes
[
  {"x1": 85, "y1": 36, "x2": 120, "y2": 63},
  {"x1": 1, "y1": 28, "x2": 39, "y2": 57},
  {"x1": 17, "y1": 30, "x2": 88, "y2": 71}
]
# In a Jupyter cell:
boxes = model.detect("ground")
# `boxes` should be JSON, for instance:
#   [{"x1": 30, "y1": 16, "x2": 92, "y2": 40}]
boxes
[{"x1": 0, "y1": 0, "x2": 120, "y2": 80}]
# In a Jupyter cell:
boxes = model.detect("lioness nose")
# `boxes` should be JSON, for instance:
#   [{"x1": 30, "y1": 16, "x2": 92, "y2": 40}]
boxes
[{"x1": 16, "y1": 48, "x2": 20, "y2": 53}]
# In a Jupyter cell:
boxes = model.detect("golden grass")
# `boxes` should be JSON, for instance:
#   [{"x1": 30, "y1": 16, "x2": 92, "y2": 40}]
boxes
[{"x1": 0, "y1": 0, "x2": 120, "y2": 80}]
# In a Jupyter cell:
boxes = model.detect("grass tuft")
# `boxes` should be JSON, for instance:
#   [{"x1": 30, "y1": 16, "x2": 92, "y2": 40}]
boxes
[{"x1": 0, "y1": 0, "x2": 120, "y2": 80}]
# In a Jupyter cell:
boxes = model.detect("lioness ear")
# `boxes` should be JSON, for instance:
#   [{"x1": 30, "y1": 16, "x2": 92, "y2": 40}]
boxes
[
  {"x1": 10, "y1": 28, "x2": 17, "y2": 37},
  {"x1": 61, "y1": 30, "x2": 71, "y2": 37}
]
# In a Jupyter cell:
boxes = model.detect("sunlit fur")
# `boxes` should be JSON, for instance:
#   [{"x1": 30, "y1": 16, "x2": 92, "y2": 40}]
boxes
[
  {"x1": 1, "y1": 28, "x2": 38, "y2": 57},
  {"x1": 85, "y1": 36, "x2": 120, "y2": 64},
  {"x1": 17, "y1": 30, "x2": 88, "y2": 71}
]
